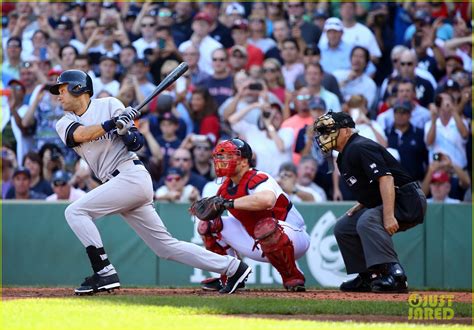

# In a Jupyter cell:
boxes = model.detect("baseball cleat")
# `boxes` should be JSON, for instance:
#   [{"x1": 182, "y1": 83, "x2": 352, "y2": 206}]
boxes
[
  {"x1": 74, "y1": 273, "x2": 120, "y2": 295},
  {"x1": 219, "y1": 262, "x2": 251, "y2": 294},
  {"x1": 201, "y1": 278, "x2": 223, "y2": 291},
  {"x1": 284, "y1": 279, "x2": 306, "y2": 292}
]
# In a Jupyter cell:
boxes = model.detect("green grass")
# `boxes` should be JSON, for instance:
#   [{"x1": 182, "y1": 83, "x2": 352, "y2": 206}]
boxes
[{"x1": 2, "y1": 296, "x2": 472, "y2": 330}]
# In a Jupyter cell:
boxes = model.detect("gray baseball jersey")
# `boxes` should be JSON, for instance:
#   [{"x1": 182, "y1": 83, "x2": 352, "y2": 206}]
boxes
[
  {"x1": 58, "y1": 96, "x2": 242, "y2": 280},
  {"x1": 56, "y1": 97, "x2": 137, "y2": 182}
]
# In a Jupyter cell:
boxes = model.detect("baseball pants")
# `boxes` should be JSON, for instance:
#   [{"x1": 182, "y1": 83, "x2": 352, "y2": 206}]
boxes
[
  {"x1": 64, "y1": 160, "x2": 240, "y2": 276},
  {"x1": 334, "y1": 205, "x2": 399, "y2": 274}
]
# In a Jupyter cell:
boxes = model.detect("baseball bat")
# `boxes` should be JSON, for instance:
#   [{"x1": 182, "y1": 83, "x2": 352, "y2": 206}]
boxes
[{"x1": 116, "y1": 62, "x2": 189, "y2": 129}]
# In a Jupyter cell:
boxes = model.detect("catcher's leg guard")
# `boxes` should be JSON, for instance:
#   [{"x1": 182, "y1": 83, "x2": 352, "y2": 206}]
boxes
[
  {"x1": 254, "y1": 217, "x2": 305, "y2": 291},
  {"x1": 198, "y1": 217, "x2": 228, "y2": 288}
]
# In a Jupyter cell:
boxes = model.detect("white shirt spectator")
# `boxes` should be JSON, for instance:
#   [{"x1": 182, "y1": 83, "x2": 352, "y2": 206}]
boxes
[
  {"x1": 179, "y1": 36, "x2": 222, "y2": 75},
  {"x1": 333, "y1": 69, "x2": 377, "y2": 108},
  {"x1": 282, "y1": 63, "x2": 305, "y2": 91},
  {"x1": 93, "y1": 78, "x2": 120, "y2": 97},
  {"x1": 132, "y1": 38, "x2": 157, "y2": 59},
  {"x1": 46, "y1": 187, "x2": 86, "y2": 201},
  {"x1": 377, "y1": 104, "x2": 430, "y2": 132}
]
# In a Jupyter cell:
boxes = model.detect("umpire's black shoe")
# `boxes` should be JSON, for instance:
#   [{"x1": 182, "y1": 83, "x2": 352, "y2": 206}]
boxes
[
  {"x1": 219, "y1": 262, "x2": 251, "y2": 294},
  {"x1": 340, "y1": 272, "x2": 376, "y2": 292},
  {"x1": 75, "y1": 273, "x2": 120, "y2": 295},
  {"x1": 371, "y1": 263, "x2": 408, "y2": 293}
]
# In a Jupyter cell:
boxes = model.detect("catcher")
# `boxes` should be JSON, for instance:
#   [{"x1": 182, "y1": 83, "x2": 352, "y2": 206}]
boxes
[{"x1": 189, "y1": 138, "x2": 310, "y2": 292}]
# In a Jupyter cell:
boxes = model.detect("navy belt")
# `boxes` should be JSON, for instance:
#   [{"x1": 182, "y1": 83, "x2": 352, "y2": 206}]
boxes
[{"x1": 111, "y1": 160, "x2": 143, "y2": 177}]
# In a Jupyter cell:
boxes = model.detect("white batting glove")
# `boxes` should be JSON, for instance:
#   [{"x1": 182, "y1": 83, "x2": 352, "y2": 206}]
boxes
[
  {"x1": 116, "y1": 115, "x2": 133, "y2": 135},
  {"x1": 122, "y1": 106, "x2": 140, "y2": 120}
]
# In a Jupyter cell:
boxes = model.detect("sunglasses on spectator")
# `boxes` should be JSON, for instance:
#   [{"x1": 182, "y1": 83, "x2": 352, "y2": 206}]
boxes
[
  {"x1": 400, "y1": 62, "x2": 414, "y2": 66},
  {"x1": 263, "y1": 68, "x2": 277, "y2": 73},
  {"x1": 7, "y1": 43, "x2": 20, "y2": 48},
  {"x1": 212, "y1": 57, "x2": 227, "y2": 62},
  {"x1": 296, "y1": 94, "x2": 311, "y2": 101},
  {"x1": 159, "y1": 11, "x2": 173, "y2": 18},
  {"x1": 166, "y1": 176, "x2": 181, "y2": 182},
  {"x1": 53, "y1": 181, "x2": 67, "y2": 187},
  {"x1": 173, "y1": 157, "x2": 191, "y2": 162},
  {"x1": 141, "y1": 23, "x2": 155, "y2": 28}
]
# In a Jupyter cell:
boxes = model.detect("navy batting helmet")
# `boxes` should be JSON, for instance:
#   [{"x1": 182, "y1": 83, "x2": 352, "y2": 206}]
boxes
[{"x1": 48, "y1": 70, "x2": 93, "y2": 97}]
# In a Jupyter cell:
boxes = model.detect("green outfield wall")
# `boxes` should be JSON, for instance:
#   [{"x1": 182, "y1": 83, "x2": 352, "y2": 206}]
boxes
[{"x1": 2, "y1": 201, "x2": 471, "y2": 289}]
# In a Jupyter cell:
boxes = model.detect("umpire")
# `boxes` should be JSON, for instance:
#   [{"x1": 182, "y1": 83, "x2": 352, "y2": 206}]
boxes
[{"x1": 313, "y1": 111, "x2": 426, "y2": 293}]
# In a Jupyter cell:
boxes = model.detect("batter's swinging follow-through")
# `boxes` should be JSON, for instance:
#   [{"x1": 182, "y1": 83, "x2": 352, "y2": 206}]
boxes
[{"x1": 49, "y1": 63, "x2": 251, "y2": 295}]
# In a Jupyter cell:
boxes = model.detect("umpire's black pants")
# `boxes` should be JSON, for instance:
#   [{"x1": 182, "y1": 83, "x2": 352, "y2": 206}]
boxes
[{"x1": 334, "y1": 206, "x2": 399, "y2": 274}]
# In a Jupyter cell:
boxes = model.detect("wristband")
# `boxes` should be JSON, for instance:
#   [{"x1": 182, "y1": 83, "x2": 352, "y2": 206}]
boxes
[{"x1": 101, "y1": 118, "x2": 117, "y2": 132}]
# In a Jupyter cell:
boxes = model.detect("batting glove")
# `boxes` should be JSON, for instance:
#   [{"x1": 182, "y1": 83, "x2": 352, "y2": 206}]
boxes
[
  {"x1": 122, "y1": 106, "x2": 140, "y2": 120},
  {"x1": 116, "y1": 115, "x2": 133, "y2": 135}
]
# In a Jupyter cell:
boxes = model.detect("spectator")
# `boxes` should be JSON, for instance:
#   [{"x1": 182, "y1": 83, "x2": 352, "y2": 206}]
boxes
[
  {"x1": 3, "y1": 37, "x2": 22, "y2": 81},
  {"x1": 182, "y1": 87, "x2": 220, "y2": 144},
  {"x1": 172, "y1": 3, "x2": 194, "y2": 46},
  {"x1": 191, "y1": 137, "x2": 215, "y2": 182},
  {"x1": 444, "y1": 16, "x2": 472, "y2": 72},
  {"x1": 200, "y1": 48, "x2": 233, "y2": 107},
  {"x1": 346, "y1": 95, "x2": 387, "y2": 146},
  {"x1": 128, "y1": 59, "x2": 156, "y2": 98},
  {"x1": 46, "y1": 170, "x2": 86, "y2": 202},
  {"x1": 334, "y1": 46, "x2": 377, "y2": 109},
  {"x1": 155, "y1": 167, "x2": 200, "y2": 203},
  {"x1": 230, "y1": 19, "x2": 264, "y2": 71},
  {"x1": 304, "y1": 63, "x2": 341, "y2": 113},
  {"x1": 116, "y1": 74, "x2": 146, "y2": 110},
  {"x1": 93, "y1": 56, "x2": 120, "y2": 97},
  {"x1": 439, "y1": 54, "x2": 464, "y2": 86},
  {"x1": 294, "y1": 97, "x2": 327, "y2": 159},
  {"x1": 247, "y1": 16, "x2": 277, "y2": 54},
  {"x1": 281, "y1": 38, "x2": 305, "y2": 91},
  {"x1": 228, "y1": 45, "x2": 248, "y2": 75},
  {"x1": 59, "y1": 44, "x2": 78, "y2": 71},
  {"x1": 22, "y1": 151, "x2": 53, "y2": 197},
  {"x1": 277, "y1": 162, "x2": 316, "y2": 202},
  {"x1": 157, "y1": 7, "x2": 174, "y2": 29},
  {"x1": 228, "y1": 98, "x2": 293, "y2": 177},
  {"x1": 296, "y1": 156, "x2": 327, "y2": 202},
  {"x1": 427, "y1": 171, "x2": 460, "y2": 204},
  {"x1": 377, "y1": 79, "x2": 431, "y2": 132},
  {"x1": 386, "y1": 100, "x2": 428, "y2": 182},
  {"x1": 149, "y1": 27, "x2": 182, "y2": 86},
  {"x1": 285, "y1": 1, "x2": 322, "y2": 47},
  {"x1": 5, "y1": 167, "x2": 47, "y2": 200},
  {"x1": 73, "y1": 54, "x2": 96, "y2": 80},
  {"x1": 53, "y1": 17, "x2": 84, "y2": 52},
  {"x1": 2, "y1": 148, "x2": 17, "y2": 199},
  {"x1": 178, "y1": 12, "x2": 223, "y2": 75},
  {"x1": 222, "y1": 2, "x2": 246, "y2": 29},
  {"x1": 319, "y1": 17, "x2": 353, "y2": 73},
  {"x1": 425, "y1": 93, "x2": 469, "y2": 169},
  {"x1": 403, "y1": 3, "x2": 453, "y2": 43},
  {"x1": 265, "y1": 19, "x2": 290, "y2": 64},
  {"x1": 200, "y1": 1, "x2": 233, "y2": 48},
  {"x1": 132, "y1": 14, "x2": 158, "y2": 58},
  {"x1": 38, "y1": 143, "x2": 65, "y2": 183},
  {"x1": 180, "y1": 44, "x2": 209, "y2": 88},
  {"x1": 262, "y1": 58, "x2": 289, "y2": 107},
  {"x1": 397, "y1": 49, "x2": 434, "y2": 108}
]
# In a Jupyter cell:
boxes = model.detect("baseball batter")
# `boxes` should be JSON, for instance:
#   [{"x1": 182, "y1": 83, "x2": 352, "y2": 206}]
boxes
[
  {"x1": 50, "y1": 70, "x2": 251, "y2": 295},
  {"x1": 192, "y1": 138, "x2": 310, "y2": 292}
]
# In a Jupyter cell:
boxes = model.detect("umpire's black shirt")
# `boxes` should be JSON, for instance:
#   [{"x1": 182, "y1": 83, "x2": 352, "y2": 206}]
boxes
[{"x1": 337, "y1": 134, "x2": 413, "y2": 208}]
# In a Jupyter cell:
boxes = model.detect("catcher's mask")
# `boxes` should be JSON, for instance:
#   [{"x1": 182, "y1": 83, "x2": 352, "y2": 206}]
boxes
[
  {"x1": 212, "y1": 138, "x2": 252, "y2": 177},
  {"x1": 313, "y1": 111, "x2": 355, "y2": 153}
]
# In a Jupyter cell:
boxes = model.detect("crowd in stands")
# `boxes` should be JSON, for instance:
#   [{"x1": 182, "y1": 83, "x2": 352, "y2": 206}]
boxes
[{"x1": 1, "y1": 1, "x2": 472, "y2": 204}]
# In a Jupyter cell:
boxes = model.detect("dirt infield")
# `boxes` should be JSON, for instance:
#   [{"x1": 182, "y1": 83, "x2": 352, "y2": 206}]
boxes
[{"x1": 2, "y1": 288, "x2": 472, "y2": 325}]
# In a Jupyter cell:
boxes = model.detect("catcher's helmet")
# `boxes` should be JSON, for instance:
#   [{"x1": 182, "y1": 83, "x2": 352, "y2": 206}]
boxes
[
  {"x1": 48, "y1": 70, "x2": 93, "y2": 97},
  {"x1": 212, "y1": 138, "x2": 253, "y2": 177},
  {"x1": 313, "y1": 111, "x2": 355, "y2": 153}
]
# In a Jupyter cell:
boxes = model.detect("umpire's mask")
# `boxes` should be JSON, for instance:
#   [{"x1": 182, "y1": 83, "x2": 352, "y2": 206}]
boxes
[{"x1": 313, "y1": 111, "x2": 355, "y2": 153}]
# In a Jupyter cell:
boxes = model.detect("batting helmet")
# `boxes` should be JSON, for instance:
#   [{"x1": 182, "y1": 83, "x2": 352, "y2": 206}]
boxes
[
  {"x1": 48, "y1": 70, "x2": 93, "y2": 97},
  {"x1": 212, "y1": 138, "x2": 253, "y2": 177}
]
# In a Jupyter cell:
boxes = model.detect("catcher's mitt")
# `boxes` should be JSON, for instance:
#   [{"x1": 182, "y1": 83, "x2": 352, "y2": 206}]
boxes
[{"x1": 189, "y1": 196, "x2": 234, "y2": 221}]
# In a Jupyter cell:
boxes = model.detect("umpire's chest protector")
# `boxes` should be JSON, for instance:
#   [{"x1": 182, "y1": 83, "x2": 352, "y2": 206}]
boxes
[{"x1": 218, "y1": 169, "x2": 292, "y2": 237}]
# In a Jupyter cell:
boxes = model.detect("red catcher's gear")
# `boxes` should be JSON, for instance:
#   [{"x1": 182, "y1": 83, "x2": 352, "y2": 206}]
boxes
[
  {"x1": 212, "y1": 139, "x2": 252, "y2": 177},
  {"x1": 217, "y1": 169, "x2": 292, "y2": 237}
]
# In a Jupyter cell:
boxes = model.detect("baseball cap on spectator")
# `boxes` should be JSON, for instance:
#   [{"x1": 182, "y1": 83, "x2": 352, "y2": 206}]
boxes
[
  {"x1": 52, "y1": 170, "x2": 71, "y2": 186},
  {"x1": 413, "y1": 10, "x2": 431, "y2": 24},
  {"x1": 226, "y1": 2, "x2": 245, "y2": 16},
  {"x1": 13, "y1": 167, "x2": 31, "y2": 179},
  {"x1": 159, "y1": 112, "x2": 179, "y2": 125},
  {"x1": 304, "y1": 44, "x2": 321, "y2": 56},
  {"x1": 166, "y1": 167, "x2": 184, "y2": 178},
  {"x1": 57, "y1": 17, "x2": 73, "y2": 30},
  {"x1": 193, "y1": 12, "x2": 213, "y2": 25},
  {"x1": 99, "y1": 55, "x2": 119, "y2": 64},
  {"x1": 313, "y1": 9, "x2": 328, "y2": 20},
  {"x1": 48, "y1": 69, "x2": 63, "y2": 77},
  {"x1": 431, "y1": 170, "x2": 450, "y2": 184},
  {"x1": 8, "y1": 79, "x2": 26, "y2": 91},
  {"x1": 324, "y1": 17, "x2": 343, "y2": 32},
  {"x1": 393, "y1": 100, "x2": 412, "y2": 113},
  {"x1": 230, "y1": 45, "x2": 248, "y2": 57},
  {"x1": 441, "y1": 79, "x2": 461, "y2": 92},
  {"x1": 155, "y1": 94, "x2": 173, "y2": 113},
  {"x1": 309, "y1": 97, "x2": 327, "y2": 111},
  {"x1": 231, "y1": 19, "x2": 248, "y2": 31}
]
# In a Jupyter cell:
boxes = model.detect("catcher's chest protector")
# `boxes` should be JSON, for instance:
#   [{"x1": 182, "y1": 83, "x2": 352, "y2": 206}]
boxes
[{"x1": 218, "y1": 170, "x2": 292, "y2": 237}]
